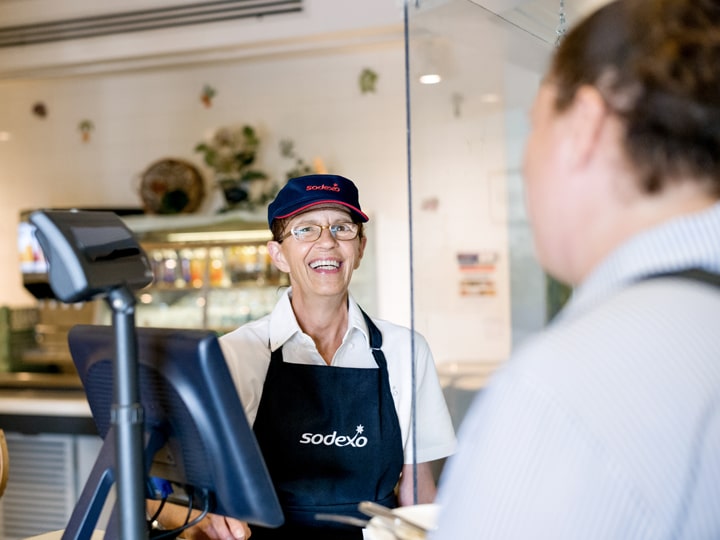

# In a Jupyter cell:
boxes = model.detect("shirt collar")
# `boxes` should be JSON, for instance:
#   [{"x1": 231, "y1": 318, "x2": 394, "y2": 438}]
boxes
[
  {"x1": 268, "y1": 287, "x2": 370, "y2": 351},
  {"x1": 347, "y1": 296, "x2": 371, "y2": 345},
  {"x1": 561, "y1": 202, "x2": 720, "y2": 321}
]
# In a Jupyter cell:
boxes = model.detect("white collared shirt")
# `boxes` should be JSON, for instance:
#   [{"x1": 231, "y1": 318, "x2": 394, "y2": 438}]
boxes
[{"x1": 220, "y1": 289, "x2": 456, "y2": 464}]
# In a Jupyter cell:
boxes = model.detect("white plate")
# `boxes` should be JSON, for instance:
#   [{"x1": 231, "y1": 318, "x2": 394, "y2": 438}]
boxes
[{"x1": 364, "y1": 503, "x2": 439, "y2": 540}]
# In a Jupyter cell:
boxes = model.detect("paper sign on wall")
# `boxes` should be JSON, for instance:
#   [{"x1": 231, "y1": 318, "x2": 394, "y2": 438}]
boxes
[{"x1": 457, "y1": 251, "x2": 498, "y2": 296}]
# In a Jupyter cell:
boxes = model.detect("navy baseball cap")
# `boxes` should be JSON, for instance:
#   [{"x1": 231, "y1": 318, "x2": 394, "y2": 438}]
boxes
[{"x1": 267, "y1": 174, "x2": 369, "y2": 227}]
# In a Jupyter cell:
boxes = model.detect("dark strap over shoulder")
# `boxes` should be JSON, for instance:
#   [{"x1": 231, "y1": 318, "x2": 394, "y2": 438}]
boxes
[
  {"x1": 648, "y1": 268, "x2": 720, "y2": 288},
  {"x1": 359, "y1": 308, "x2": 383, "y2": 350}
]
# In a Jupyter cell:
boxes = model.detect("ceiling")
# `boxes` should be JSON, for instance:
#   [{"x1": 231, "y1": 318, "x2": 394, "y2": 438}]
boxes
[
  {"x1": 0, "y1": 0, "x2": 612, "y2": 79},
  {"x1": 467, "y1": 0, "x2": 612, "y2": 44},
  {"x1": 0, "y1": 0, "x2": 613, "y2": 49},
  {"x1": 0, "y1": 0, "x2": 304, "y2": 48},
  {"x1": 401, "y1": 0, "x2": 614, "y2": 111}
]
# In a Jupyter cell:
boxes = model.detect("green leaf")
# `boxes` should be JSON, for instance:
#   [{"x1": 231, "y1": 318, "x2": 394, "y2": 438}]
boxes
[{"x1": 242, "y1": 170, "x2": 268, "y2": 181}]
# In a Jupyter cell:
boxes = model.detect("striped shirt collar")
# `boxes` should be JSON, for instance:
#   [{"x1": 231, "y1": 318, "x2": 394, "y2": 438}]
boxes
[{"x1": 562, "y1": 202, "x2": 720, "y2": 321}]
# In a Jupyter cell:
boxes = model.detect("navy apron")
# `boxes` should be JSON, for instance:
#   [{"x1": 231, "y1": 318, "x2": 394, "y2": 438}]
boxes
[{"x1": 250, "y1": 310, "x2": 404, "y2": 539}]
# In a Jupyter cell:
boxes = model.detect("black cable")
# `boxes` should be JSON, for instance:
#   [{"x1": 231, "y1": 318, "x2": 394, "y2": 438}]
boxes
[
  {"x1": 148, "y1": 496, "x2": 168, "y2": 525},
  {"x1": 184, "y1": 493, "x2": 194, "y2": 526},
  {"x1": 150, "y1": 489, "x2": 211, "y2": 540}
]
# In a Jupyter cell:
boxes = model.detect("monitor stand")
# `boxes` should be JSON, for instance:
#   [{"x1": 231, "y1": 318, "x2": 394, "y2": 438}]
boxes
[{"x1": 63, "y1": 287, "x2": 151, "y2": 540}]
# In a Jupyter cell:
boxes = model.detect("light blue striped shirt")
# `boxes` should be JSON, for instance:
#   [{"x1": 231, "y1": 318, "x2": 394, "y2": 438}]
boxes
[{"x1": 433, "y1": 203, "x2": 720, "y2": 539}]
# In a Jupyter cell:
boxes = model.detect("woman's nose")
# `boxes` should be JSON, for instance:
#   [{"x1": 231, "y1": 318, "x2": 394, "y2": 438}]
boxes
[{"x1": 316, "y1": 225, "x2": 338, "y2": 244}]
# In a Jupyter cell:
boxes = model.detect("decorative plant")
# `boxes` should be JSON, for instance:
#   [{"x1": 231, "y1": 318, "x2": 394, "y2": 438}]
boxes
[
  {"x1": 200, "y1": 84, "x2": 216, "y2": 108},
  {"x1": 32, "y1": 102, "x2": 48, "y2": 118},
  {"x1": 78, "y1": 119, "x2": 94, "y2": 142},
  {"x1": 279, "y1": 138, "x2": 313, "y2": 180},
  {"x1": 195, "y1": 125, "x2": 276, "y2": 211},
  {"x1": 359, "y1": 68, "x2": 378, "y2": 94}
]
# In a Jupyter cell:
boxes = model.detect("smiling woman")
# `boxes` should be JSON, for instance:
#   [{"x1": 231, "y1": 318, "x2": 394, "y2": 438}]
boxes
[
  {"x1": 268, "y1": 204, "x2": 366, "y2": 315},
  {"x1": 150, "y1": 174, "x2": 456, "y2": 540}
]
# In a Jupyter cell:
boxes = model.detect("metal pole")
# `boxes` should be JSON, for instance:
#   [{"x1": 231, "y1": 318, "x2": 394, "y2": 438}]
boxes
[
  {"x1": 108, "y1": 286, "x2": 148, "y2": 540},
  {"x1": 403, "y1": 0, "x2": 419, "y2": 505}
]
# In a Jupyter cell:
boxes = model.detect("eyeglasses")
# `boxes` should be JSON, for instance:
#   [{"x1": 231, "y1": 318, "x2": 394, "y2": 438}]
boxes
[{"x1": 280, "y1": 222, "x2": 360, "y2": 243}]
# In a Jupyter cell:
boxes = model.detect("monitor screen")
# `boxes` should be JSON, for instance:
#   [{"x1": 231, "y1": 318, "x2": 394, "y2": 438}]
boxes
[
  {"x1": 66, "y1": 324, "x2": 283, "y2": 533},
  {"x1": 18, "y1": 220, "x2": 48, "y2": 275}
]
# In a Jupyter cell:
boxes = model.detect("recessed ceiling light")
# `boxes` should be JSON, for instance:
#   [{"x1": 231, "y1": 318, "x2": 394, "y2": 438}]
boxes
[{"x1": 419, "y1": 74, "x2": 442, "y2": 85}]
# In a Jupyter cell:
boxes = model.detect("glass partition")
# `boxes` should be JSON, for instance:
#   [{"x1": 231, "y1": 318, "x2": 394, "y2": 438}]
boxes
[{"x1": 405, "y1": 0, "x2": 557, "y2": 422}]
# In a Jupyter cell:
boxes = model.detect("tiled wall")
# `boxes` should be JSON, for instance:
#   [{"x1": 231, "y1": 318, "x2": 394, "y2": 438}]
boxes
[
  {"x1": 0, "y1": 0, "x2": 552, "y2": 367},
  {"x1": 0, "y1": 44, "x2": 412, "y2": 325}
]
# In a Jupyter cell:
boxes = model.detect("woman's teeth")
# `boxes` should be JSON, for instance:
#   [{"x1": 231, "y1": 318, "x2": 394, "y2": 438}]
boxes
[{"x1": 310, "y1": 259, "x2": 340, "y2": 270}]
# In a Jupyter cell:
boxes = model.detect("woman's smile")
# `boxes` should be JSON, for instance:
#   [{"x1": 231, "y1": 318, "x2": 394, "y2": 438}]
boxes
[{"x1": 309, "y1": 258, "x2": 342, "y2": 272}]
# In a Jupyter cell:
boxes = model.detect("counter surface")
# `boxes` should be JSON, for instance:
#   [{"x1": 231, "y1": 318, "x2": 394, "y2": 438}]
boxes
[
  {"x1": 0, "y1": 362, "x2": 495, "y2": 435},
  {"x1": 0, "y1": 382, "x2": 96, "y2": 434},
  {"x1": 0, "y1": 389, "x2": 90, "y2": 417}
]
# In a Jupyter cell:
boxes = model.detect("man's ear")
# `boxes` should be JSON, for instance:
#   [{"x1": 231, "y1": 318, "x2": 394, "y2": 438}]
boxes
[
  {"x1": 566, "y1": 85, "x2": 608, "y2": 169},
  {"x1": 267, "y1": 240, "x2": 290, "y2": 273}
]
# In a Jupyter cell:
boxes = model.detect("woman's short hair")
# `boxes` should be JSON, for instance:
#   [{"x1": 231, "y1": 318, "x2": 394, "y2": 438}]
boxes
[{"x1": 550, "y1": 0, "x2": 720, "y2": 195}]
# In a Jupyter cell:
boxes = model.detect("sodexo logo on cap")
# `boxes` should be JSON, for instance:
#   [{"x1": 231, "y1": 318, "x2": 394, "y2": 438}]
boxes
[{"x1": 267, "y1": 174, "x2": 369, "y2": 226}]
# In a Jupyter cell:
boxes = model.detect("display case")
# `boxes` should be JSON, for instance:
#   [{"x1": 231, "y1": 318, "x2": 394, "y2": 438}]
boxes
[
  {"x1": 13, "y1": 210, "x2": 376, "y2": 376},
  {"x1": 121, "y1": 214, "x2": 289, "y2": 334}
]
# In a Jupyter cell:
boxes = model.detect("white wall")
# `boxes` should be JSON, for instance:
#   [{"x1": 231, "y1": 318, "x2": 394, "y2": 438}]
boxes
[
  {"x1": 0, "y1": 41, "x2": 415, "y2": 326},
  {"x1": 0, "y1": 0, "x2": 554, "y2": 368}
]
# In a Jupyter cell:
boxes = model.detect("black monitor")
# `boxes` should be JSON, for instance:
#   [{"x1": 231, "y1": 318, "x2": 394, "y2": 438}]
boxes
[
  {"x1": 19, "y1": 208, "x2": 145, "y2": 300},
  {"x1": 28, "y1": 209, "x2": 154, "y2": 303},
  {"x1": 64, "y1": 324, "x2": 284, "y2": 539}
]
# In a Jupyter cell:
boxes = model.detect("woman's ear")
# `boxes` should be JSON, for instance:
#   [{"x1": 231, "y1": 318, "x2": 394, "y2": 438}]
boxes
[
  {"x1": 566, "y1": 85, "x2": 609, "y2": 169},
  {"x1": 267, "y1": 240, "x2": 290, "y2": 273},
  {"x1": 354, "y1": 235, "x2": 367, "y2": 270}
]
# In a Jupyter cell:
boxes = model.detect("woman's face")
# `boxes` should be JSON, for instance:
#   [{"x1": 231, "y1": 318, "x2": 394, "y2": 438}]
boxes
[{"x1": 268, "y1": 206, "x2": 366, "y2": 299}]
